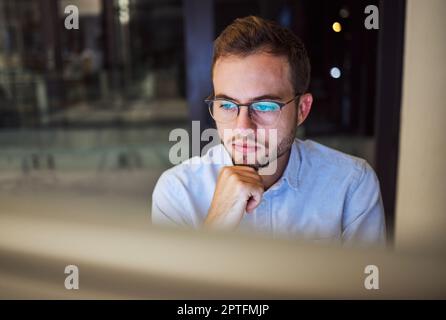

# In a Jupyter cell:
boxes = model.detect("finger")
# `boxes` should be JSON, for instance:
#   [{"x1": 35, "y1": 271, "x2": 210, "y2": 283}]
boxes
[
  {"x1": 246, "y1": 197, "x2": 257, "y2": 213},
  {"x1": 232, "y1": 168, "x2": 260, "y2": 177},
  {"x1": 245, "y1": 187, "x2": 264, "y2": 213},
  {"x1": 225, "y1": 169, "x2": 262, "y2": 184},
  {"x1": 232, "y1": 165, "x2": 259, "y2": 173},
  {"x1": 220, "y1": 166, "x2": 260, "y2": 182},
  {"x1": 237, "y1": 176, "x2": 264, "y2": 189},
  {"x1": 219, "y1": 166, "x2": 257, "y2": 179},
  {"x1": 236, "y1": 171, "x2": 263, "y2": 183}
]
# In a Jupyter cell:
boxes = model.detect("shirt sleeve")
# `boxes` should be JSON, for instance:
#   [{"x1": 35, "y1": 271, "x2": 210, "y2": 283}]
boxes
[
  {"x1": 341, "y1": 161, "x2": 387, "y2": 247},
  {"x1": 151, "y1": 172, "x2": 193, "y2": 228}
]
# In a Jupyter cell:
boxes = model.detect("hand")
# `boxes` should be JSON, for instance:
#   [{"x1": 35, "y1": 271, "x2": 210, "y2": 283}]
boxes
[{"x1": 203, "y1": 166, "x2": 264, "y2": 231}]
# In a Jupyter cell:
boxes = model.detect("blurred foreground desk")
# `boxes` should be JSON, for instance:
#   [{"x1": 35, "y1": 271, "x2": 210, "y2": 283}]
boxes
[{"x1": 1, "y1": 211, "x2": 446, "y2": 299}]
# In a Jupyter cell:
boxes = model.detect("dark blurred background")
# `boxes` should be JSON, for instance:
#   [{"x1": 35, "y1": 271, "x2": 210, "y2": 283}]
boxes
[{"x1": 0, "y1": 0, "x2": 401, "y2": 241}]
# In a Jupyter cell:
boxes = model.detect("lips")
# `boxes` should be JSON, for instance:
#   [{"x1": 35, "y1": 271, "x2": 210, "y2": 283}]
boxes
[{"x1": 232, "y1": 143, "x2": 259, "y2": 153}]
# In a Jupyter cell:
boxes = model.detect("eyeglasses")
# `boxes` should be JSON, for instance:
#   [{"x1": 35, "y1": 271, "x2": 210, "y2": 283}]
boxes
[{"x1": 205, "y1": 94, "x2": 300, "y2": 126}]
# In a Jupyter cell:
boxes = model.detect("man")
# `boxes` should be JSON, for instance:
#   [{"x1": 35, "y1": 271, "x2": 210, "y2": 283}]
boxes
[{"x1": 152, "y1": 16, "x2": 386, "y2": 246}]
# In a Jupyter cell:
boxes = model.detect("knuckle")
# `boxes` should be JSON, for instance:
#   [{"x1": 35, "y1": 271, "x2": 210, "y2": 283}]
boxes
[
  {"x1": 220, "y1": 166, "x2": 229, "y2": 174},
  {"x1": 220, "y1": 166, "x2": 232, "y2": 177},
  {"x1": 231, "y1": 174, "x2": 243, "y2": 184}
]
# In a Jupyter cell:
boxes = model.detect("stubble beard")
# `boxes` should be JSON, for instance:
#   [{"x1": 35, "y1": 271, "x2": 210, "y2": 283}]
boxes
[{"x1": 226, "y1": 126, "x2": 297, "y2": 171}]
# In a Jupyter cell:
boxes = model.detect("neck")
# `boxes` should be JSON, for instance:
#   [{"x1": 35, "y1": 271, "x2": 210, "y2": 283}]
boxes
[{"x1": 258, "y1": 149, "x2": 291, "y2": 190}]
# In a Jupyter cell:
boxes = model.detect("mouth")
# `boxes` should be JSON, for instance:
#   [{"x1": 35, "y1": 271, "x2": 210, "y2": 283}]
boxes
[{"x1": 232, "y1": 143, "x2": 259, "y2": 153}]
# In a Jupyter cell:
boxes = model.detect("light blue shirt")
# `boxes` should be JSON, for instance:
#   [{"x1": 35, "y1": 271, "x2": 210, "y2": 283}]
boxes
[{"x1": 152, "y1": 139, "x2": 386, "y2": 246}]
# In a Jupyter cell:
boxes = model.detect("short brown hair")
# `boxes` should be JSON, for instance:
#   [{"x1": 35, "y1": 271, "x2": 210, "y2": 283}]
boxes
[{"x1": 212, "y1": 16, "x2": 311, "y2": 95}]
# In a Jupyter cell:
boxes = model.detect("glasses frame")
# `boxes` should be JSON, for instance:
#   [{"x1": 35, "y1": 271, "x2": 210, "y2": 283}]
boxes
[{"x1": 205, "y1": 94, "x2": 301, "y2": 126}]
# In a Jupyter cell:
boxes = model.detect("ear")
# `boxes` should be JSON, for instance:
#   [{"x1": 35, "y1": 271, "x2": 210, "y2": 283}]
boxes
[{"x1": 297, "y1": 93, "x2": 313, "y2": 126}]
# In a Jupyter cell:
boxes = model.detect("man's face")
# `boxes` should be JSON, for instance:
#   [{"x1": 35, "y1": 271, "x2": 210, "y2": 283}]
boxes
[{"x1": 212, "y1": 52, "x2": 299, "y2": 170}]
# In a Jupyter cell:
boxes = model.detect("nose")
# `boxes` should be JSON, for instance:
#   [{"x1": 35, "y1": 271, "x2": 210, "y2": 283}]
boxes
[{"x1": 235, "y1": 106, "x2": 256, "y2": 130}]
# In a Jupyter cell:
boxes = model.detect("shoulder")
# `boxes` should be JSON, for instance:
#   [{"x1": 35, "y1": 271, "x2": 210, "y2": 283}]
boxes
[
  {"x1": 297, "y1": 139, "x2": 377, "y2": 186},
  {"x1": 153, "y1": 143, "x2": 229, "y2": 193},
  {"x1": 151, "y1": 143, "x2": 227, "y2": 226}
]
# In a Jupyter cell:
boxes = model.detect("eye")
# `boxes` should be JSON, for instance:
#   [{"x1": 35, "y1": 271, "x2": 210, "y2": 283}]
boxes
[
  {"x1": 219, "y1": 101, "x2": 237, "y2": 110},
  {"x1": 251, "y1": 101, "x2": 280, "y2": 112}
]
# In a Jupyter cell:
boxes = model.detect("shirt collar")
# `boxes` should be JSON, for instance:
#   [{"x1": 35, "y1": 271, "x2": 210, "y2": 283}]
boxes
[{"x1": 281, "y1": 139, "x2": 300, "y2": 190}]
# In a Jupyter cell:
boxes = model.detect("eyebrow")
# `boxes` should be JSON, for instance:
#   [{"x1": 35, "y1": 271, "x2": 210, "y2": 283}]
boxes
[{"x1": 214, "y1": 93, "x2": 284, "y2": 103}]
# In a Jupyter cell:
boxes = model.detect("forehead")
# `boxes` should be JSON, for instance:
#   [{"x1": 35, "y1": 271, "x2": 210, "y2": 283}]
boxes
[{"x1": 213, "y1": 52, "x2": 293, "y2": 99}]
